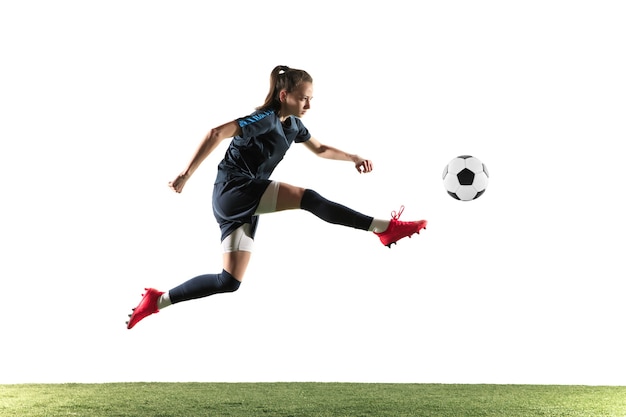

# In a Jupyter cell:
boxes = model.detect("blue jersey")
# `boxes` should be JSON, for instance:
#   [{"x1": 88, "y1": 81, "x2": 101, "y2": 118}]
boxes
[
  {"x1": 216, "y1": 109, "x2": 311, "y2": 182},
  {"x1": 212, "y1": 109, "x2": 311, "y2": 241}
]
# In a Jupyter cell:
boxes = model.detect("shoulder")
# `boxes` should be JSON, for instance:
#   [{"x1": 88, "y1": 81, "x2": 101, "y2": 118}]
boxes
[
  {"x1": 292, "y1": 117, "x2": 311, "y2": 142},
  {"x1": 237, "y1": 109, "x2": 277, "y2": 128}
]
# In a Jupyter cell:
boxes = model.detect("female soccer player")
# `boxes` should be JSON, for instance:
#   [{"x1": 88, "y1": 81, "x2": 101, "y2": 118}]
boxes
[{"x1": 127, "y1": 65, "x2": 427, "y2": 329}]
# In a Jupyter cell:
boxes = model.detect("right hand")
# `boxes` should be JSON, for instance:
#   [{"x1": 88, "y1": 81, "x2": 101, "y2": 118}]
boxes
[{"x1": 168, "y1": 173, "x2": 189, "y2": 193}]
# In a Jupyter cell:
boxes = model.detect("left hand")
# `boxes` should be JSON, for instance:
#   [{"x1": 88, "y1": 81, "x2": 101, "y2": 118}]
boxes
[{"x1": 355, "y1": 158, "x2": 373, "y2": 174}]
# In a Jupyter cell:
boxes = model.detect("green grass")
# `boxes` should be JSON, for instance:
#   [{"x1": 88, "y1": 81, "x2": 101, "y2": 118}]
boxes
[{"x1": 1, "y1": 383, "x2": 625, "y2": 417}]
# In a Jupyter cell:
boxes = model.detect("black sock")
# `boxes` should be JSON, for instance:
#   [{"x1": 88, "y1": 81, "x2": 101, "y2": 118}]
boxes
[
  {"x1": 169, "y1": 269, "x2": 241, "y2": 304},
  {"x1": 300, "y1": 189, "x2": 373, "y2": 230}
]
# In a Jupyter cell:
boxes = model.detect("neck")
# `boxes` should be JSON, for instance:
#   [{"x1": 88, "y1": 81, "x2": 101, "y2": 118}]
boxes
[{"x1": 277, "y1": 110, "x2": 290, "y2": 122}]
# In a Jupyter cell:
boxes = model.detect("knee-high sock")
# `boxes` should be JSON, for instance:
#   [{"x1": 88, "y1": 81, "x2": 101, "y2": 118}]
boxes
[
  {"x1": 169, "y1": 269, "x2": 241, "y2": 304},
  {"x1": 300, "y1": 189, "x2": 373, "y2": 230}
]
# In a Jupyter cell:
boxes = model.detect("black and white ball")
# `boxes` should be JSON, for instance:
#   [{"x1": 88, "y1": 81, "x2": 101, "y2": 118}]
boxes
[{"x1": 442, "y1": 155, "x2": 489, "y2": 201}]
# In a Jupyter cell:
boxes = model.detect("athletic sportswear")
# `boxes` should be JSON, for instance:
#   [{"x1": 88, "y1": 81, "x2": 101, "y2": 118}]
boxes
[
  {"x1": 213, "y1": 110, "x2": 311, "y2": 241},
  {"x1": 126, "y1": 288, "x2": 165, "y2": 329},
  {"x1": 300, "y1": 189, "x2": 373, "y2": 230},
  {"x1": 169, "y1": 269, "x2": 240, "y2": 304},
  {"x1": 374, "y1": 206, "x2": 428, "y2": 247}
]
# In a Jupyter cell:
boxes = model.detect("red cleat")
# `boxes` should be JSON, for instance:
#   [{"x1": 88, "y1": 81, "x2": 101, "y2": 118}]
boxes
[
  {"x1": 126, "y1": 288, "x2": 164, "y2": 329},
  {"x1": 374, "y1": 206, "x2": 427, "y2": 248}
]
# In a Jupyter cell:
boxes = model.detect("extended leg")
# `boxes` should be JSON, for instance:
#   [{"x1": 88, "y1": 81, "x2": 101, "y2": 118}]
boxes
[
  {"x1": 272, "y1": 182, "x2": 427, "y2": 247},
  {"x1": 271, "y1": 182, "x2": 373, "y2": 230}
]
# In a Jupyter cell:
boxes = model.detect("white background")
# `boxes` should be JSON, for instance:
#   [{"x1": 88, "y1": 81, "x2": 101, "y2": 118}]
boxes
[{"x1": 1, "y1": 1, "x2": 625, "y2": 385}]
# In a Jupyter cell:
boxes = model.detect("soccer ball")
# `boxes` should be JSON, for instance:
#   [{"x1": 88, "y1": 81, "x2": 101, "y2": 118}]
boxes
[{"x1": 442, "y1": 155, "x2": 489, "y2": 201}]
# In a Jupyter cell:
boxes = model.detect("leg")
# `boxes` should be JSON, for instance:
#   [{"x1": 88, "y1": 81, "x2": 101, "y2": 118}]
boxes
[
  {"x1": 222, "y1": 250, "x2": 251, "y2": 282},
  {"x1": 262, "y1": 182, "x2": 427, "y2": 247},
  {"x1": 269, "y1": 182, "x2": 374, "y2": 230},
  {"x1": 296, "y1": 186, "x2": 374, "y2": 230},
  {"x1": 275, "y1": 182, "x2": 306, "y2": 211},
  {"x1": 166, "y1": 226, "x2": 253, "y2": 304},
  {"x1": 126, "y1": 227, "x2": 253, "y2": 330}
]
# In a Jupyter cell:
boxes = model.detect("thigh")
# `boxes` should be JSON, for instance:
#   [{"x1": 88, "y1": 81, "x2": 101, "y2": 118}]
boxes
[
  {"x1": 254, "y1": 180, "x2": 280, "y2": 214},
  {"x1": 275, "y1": 182, "x2": 306, "y2": 211},
  {"x1": 213, "y1": 178, "x2": 270, "y2": 241},
  {"x1": 223, "y1": 250, "x2": 252, "y2": 282},
  {"x1": 213, "y1": 178, "x2": 270, "y2": 221}
]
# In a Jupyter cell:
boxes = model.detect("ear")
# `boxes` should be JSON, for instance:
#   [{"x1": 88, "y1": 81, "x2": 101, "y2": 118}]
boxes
[{"x1": 279, "y1": 89, "x2": 288, "y2": 103}]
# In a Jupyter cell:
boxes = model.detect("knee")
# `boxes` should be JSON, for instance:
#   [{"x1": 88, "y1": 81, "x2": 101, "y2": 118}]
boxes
[
  {"x1": 300, "y1": 189, "x2": 322, "y2": 211},
  {"x1": 221, "y1": 270, "x2": 241, "y2": 293}
]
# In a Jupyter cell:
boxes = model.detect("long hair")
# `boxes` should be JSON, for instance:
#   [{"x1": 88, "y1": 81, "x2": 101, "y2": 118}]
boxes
[{"x1": 257, "y1": 65, "x2": 313, "y2": 111}]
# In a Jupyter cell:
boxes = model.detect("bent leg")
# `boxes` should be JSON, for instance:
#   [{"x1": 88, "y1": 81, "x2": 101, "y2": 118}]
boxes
[
  {"x1": 127, "y1": 226, "x2": 252, "y2": 328},
  {"x1": 126, "y1": 257, "x2": 246, "y2": 329},
  {"x1": 222, "y1": 250, "x2": 251, "y2": 282},
  {"x1": 167, "y1": 227, "x2": 253, "y2": 305},
  {"x1": 168, "y1": 267, "x2": 242, "y2": 304}
]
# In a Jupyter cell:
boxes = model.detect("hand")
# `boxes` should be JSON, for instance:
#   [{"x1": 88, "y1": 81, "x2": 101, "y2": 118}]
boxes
[
  {"x1": 168, "y1": 173, "x2": 189, "y2": 193},
  {"x1": 355, "y1": 158, "x2": 373, "y2": 174}
]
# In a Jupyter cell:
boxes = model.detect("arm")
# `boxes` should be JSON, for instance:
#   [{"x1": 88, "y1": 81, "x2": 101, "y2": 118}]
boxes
[
  {"x1": 169, "y1": 120, "x2": 242, "y2": 193},
  {"x1": 303, "y1": 137, "x2": 373, "y2": 174}
]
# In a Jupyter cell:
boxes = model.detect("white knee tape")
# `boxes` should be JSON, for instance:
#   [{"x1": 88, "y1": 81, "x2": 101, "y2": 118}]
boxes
[{"x1": 222, "y1": 223, "x2": 255, "y2": 253}]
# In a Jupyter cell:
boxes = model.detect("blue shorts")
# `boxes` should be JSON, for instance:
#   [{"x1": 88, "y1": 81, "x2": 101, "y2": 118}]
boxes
[{"x1": 212, "y1": 177, "x2": 272, "y2": 241}]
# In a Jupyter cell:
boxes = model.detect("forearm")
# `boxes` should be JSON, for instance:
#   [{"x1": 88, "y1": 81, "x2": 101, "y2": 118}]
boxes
[
  {"x1": 303, "y1": 137, "x2": 372, "y2": 173},
  {"x1": 181, "y1": 131, "x2": 222, "y2": 177},
  {"x1": 181, "y1": 121, "x2": 241, "y2": 178},
  {"x1": 315, "y1": 144, "x2": 360, "y2": 164}
]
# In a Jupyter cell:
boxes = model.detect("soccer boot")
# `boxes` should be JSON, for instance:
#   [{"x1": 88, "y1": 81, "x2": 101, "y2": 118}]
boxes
[
  {"x1": 374, "y1": 206, "x2": 427, "y2": 248},
  {"x1": 126, "y1": 288, "x2": 164, "y2": 329}
]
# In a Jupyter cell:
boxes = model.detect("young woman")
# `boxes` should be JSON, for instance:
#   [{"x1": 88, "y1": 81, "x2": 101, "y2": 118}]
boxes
[{"x1": 127, "y1": 65, "x2": 427, "y2": 329}]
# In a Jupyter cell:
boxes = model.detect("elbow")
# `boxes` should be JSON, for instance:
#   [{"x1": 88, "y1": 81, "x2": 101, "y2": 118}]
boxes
[
  {"x1": 315, "y1": 144, "x2": 329, "y2": 156},
  {"x1": 208, "y1": 121, "x2": 240, "y2": 143},
  {"x1": 208, "y1": 127, "x2": 223, "y2": 142},
  {"x1": 206, "y1": 127, "x2": 229, "y2": 146}
]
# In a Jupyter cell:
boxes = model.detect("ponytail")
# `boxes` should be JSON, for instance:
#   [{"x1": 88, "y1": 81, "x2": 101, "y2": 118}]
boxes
[{"x1": 257, "y1": 65, "x2": 313, "y2": 111}]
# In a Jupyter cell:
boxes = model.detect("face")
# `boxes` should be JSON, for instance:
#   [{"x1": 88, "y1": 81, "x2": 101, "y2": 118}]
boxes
[{"x1": 280, "y1": 82, "x2": 313, "y2": 118}]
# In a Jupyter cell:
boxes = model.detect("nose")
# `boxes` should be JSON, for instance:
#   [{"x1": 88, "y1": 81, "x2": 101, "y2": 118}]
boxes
[{"x1": 304, "y1": 99, "x2": 311, "y2": 109}]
